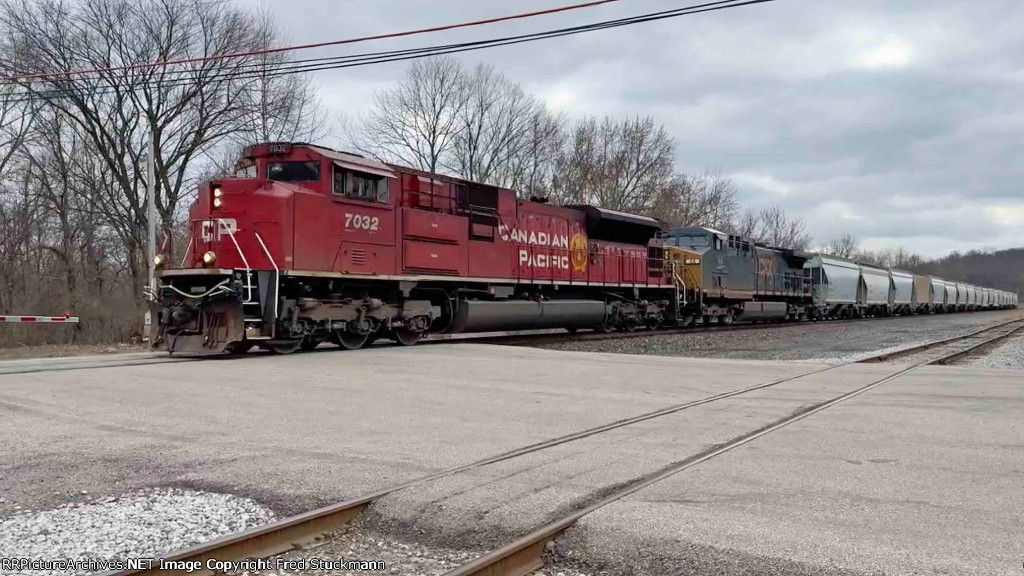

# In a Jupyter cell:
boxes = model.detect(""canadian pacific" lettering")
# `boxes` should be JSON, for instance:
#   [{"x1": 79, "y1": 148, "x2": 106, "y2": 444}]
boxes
[{"x1": 498, "y1": 224, "x2": 573, "y2": 270}]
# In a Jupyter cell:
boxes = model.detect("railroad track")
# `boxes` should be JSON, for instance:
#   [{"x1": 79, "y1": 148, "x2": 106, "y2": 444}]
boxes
[
  {"x1": 6, "y1": 311, "x2": 1015, "y2": 376},
  {"x1": 426, "y1": 314, "x2": 872, "y2": 347},
  {"x1": 857, "y1": 317, "x2": 1024, "y2": 364},
  {"x1": 99, "y1": 315, "x2": 1024, "y2": 576}
]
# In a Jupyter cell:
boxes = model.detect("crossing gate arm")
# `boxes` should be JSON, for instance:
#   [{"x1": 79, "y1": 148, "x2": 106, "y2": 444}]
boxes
[{"x1": 0, "y1": 315, "x2": 80, "y2": 323}]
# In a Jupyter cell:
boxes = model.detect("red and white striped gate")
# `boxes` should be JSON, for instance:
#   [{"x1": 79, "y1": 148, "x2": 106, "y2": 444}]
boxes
[{"x1": 0, "y1": 315, "x2": 79, "y2": 323}]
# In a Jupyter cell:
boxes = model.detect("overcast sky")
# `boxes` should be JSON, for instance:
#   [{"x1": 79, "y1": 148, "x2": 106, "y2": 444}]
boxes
[{"x1": 240, "y1": 0, "x2": 1024, "y2": 257}]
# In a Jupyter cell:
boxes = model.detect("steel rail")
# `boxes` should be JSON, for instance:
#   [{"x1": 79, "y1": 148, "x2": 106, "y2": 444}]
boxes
[
  {"x1": 97, "y1": 316, "x2": 1024, "y2": 576},
  {"x1": 440, "y1": 318, "x2": 1024, "y2": 576},
  {"x1": 930, "y1": 322, "x2": 1024, "y2": 365}
]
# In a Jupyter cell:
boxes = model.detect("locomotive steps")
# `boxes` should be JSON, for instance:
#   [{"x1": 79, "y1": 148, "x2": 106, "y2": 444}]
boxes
[{"x1": 96, "y1": 315, "x2": 1024, "y2": 576}]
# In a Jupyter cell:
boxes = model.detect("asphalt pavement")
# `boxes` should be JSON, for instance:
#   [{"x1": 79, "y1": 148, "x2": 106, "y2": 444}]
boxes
[{"x1": 1, "y1": 328, "x2": 1021, "y2": 576}]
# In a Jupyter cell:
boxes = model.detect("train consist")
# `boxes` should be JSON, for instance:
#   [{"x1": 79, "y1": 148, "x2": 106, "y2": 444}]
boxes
[
  {"x1": 151, "y1": 142, "x2": 1018, "y2": 355},
  {"x1": 663, "y1": 228, "x2": 1017, "y2": 324}
]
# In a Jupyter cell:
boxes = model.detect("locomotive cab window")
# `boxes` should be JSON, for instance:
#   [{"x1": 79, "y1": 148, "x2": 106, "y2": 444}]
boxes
[
  {"x1": 235, "y1": 163, "x2": 257, "y2": 178},
  {"x1": 267, "y1": 161, "x2": 321, "y2": 182},
  {"x1": 333, "y1": 165, "x2": 388, "y2": 203}
]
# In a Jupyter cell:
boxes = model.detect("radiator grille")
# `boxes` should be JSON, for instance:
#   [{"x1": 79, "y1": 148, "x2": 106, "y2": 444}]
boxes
[{"x1": 350, "y1": 248, "x2": 366, "y2": 265}]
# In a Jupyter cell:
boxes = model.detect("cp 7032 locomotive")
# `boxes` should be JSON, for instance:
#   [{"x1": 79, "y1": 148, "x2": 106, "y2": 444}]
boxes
[
  {"x1": 152, "y1": 142, "x2": 676, "y2": 354},
  {"x1": 151, "y1": 142, "x2": 1018, "y2": 355}
]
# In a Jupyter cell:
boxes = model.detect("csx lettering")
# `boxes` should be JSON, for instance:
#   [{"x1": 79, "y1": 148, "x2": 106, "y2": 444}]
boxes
[{"x1": 345, "y1": 213, "x2": 379, "y2": 231}]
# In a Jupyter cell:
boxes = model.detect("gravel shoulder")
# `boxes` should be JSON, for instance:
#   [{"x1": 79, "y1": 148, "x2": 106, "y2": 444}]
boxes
[
  {"x1": 533, "y1": 310, "x2": 1023, "y2": 362},
  {"x1": 0, "y1": 489, "x2": 273, "y2": 576}
]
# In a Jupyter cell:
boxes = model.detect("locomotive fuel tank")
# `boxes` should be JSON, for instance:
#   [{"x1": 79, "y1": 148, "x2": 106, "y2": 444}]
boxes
[{"x1": 451, "y1": 299, "x2": 608, "y2": 333}]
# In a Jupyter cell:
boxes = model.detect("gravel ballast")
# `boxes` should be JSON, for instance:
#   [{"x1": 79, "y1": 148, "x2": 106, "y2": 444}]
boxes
[
  {"x1": 532, "y1": 311, "x2": 1023, "y2": 362},
  {"x1": 253, "y1": 516, "x2": 477, "y2": 576},
  {"x1": 0, "y1": 489, "x2": 274, "y2": 576},
  {"x1": 961, "y1": 331, "x2": 1024, "y2": 370}
]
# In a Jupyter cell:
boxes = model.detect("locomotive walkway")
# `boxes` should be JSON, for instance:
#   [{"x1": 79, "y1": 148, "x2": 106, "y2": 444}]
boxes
[{"x1": 0, "y1": 313, "x2": 1021, "y2": 576}]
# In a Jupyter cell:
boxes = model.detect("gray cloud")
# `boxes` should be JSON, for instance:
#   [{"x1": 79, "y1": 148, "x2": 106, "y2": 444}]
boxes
[{"x1": 244, "y1": 0, "x2": 1024, "y2": 256}]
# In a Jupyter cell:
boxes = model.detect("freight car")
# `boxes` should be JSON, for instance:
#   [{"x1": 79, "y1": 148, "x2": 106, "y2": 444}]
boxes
[
  {"x1": 152, "y1": 143, "x2": 676, "y2": 354},
  {"x1": 151, "y1": 142, "x2": 1018, "y2": 355}
]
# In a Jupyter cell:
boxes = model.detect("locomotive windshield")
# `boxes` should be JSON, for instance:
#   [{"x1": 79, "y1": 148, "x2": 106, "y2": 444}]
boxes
[
  {"x1": 267, "y1": 161, "x2": 321, "y2": 182},
  {"x1": 670, "y1": 233, "x2": 710, "y2": 248}
]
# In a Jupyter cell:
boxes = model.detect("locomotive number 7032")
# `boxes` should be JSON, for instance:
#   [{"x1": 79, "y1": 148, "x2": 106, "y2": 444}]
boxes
[{"x1": 345, "y1": 213, "x2": 379, "y2": 231}]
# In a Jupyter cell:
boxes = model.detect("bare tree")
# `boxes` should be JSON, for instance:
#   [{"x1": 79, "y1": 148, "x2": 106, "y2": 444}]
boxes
[
  {"x1": 0, "y1": 86, "x2": 34, "y2": 179},
  {"x1": 0, "y1": 0, "x2": 305, "y2": 315},
  {"x1": 655, "y1": 169, "x2": 738, "y2": 229},
  {"x1": 729, "y1": 205, "x2": 810, "y2": 250},
  {"x1": 756, "y1": 205, "x2": 810, "y2": 250},
  {"x1": 231, "y1": 5, "x2": 326, "y2": 146},
  {"x1": 552, "y1": 115, "x2": 674, "y2": 213},
  {"x1": 731, "y1": 207, "x2": 759, "y2": 238},
  {"x1": 822, "y1": 233, "x2": 860, "y2": 259},
  {"x1": 506, "y1": 109, "x2": 565, "y2": 199},
  {"x1": 352, "y1": 56, "x2": 466, "y2": 173},
  {"x1": 446, "y1": 63, "x2": 545, "y2": 187}
]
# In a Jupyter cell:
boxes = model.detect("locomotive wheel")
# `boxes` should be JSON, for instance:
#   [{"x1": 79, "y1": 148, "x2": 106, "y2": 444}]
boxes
[
  {"x1": 268, "y1": 339, "x2": 302, "y2": 355},
  {"x1": 394, "y1": 328, "x2": 425, "y2": 346},
  {"x1": 335, "y1": 331, "x2": 370, "y2": 350}
]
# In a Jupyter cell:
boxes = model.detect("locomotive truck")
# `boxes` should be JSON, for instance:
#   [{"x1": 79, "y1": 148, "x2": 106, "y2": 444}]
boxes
[{"x1": 151, "y1": 142, "x2": 1018, "y2": 355}]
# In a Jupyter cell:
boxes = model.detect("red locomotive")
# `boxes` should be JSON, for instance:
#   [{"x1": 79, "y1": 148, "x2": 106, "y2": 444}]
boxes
[{"x1": 153, "y1": 142, "x2": 676, "y2": 354}]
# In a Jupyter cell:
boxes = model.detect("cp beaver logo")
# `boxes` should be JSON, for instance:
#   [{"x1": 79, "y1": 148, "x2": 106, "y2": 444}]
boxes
[{"x1": 569, "y1": 232, "x2": 588, "y2": 272}]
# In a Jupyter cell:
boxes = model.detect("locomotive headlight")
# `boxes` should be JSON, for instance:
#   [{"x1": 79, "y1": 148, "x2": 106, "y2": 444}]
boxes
[
  {"x1": 213, "y1": 197, "x2": 223, "y2": 208},
  {"x1": 213, "y1": 186, "x2": 223, "y2": 198},
  {"x1": 202, "y1": 251, "x2": 216, "y2": 265},
  {"x1": 153, "y1": 254, "x2": 165, "y2": 267}
]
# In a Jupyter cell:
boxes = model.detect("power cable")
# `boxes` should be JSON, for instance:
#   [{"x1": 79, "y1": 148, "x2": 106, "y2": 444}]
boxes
[{"x1": 0, "y1": 0, "x2": 778, "y2": 105}]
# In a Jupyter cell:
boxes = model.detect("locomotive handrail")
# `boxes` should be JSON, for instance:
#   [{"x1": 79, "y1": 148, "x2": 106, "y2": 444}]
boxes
[
  {"x1": 674, "y1": 269, "x2": 687, "y2": 306},
  {"x1": 180, "y1": 237, "x2": 193, "y2": 268},
  {"x1": 756, "y1": 271, "x2": 813, "y2": 297},
  {"x1": 254, "y1": 231, "x2": 279, "y2": 338},
  {"x1": 216, "y1": 218, "x2": 253, "y2": 304}
]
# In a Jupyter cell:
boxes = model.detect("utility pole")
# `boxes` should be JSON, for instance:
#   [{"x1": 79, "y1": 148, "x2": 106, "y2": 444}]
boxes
[{"x1": 146, "y1": 128, "x2": 156, "y2": 295}]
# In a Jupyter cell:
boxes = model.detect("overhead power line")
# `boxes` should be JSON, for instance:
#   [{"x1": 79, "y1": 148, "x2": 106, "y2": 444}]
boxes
[
  {"x1": 0, "y1": 0, "x2": 779, "y2": 105},
  {"x1": 1, "y1": 0, "x2": 624, "y2": 84}
]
